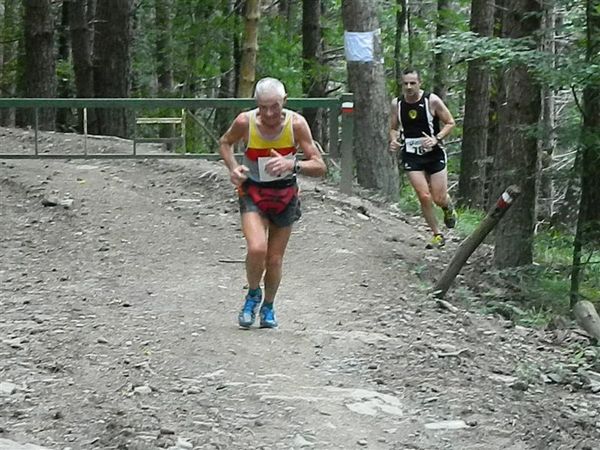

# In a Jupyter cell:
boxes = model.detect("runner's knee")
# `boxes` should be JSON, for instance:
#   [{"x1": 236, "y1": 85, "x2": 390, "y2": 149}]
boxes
[
  {"x1": 247, "y1": 242, "x2": 268, "y2": 260},
  {"x1": 415, "y1": 190, "x2": 432, "y2": 205},
  {"x1": 265, "y1": 253, "x2": 284, "y2": 271},
  {"x1": 432, "y1": 192, "x2": 448, "y2": 207}
]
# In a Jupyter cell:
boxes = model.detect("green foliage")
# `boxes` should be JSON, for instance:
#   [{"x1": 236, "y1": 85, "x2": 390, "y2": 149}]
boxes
[
  {"x1": 433, "y1": 2, "x2": 600, "y2": 92},
  {"x1": 396, "y1": 181, "x2": 421, "y2": 215},
  {"x1": 452, "y1": 207, "x2": 485, "y2": 237},
  {"x1": 257, "y1": 14, "x2": 303, "y2": 94},
  {"x1": 475, "y1": 229, "x2": 600, "y2": 328}
]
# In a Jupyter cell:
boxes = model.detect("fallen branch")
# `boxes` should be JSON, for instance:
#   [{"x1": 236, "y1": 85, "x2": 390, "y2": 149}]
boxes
[{"x1": 435, "y1": 298, "x2": 459, "y2": 313}]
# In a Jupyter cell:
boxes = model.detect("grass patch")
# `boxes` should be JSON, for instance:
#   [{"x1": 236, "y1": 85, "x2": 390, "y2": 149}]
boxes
[
  {"x1": 479, "y1": 229, "x2": 600, "y2": 327},
  {"x1": 453, "y1": 207, "x2": 485, "y2": 237}
]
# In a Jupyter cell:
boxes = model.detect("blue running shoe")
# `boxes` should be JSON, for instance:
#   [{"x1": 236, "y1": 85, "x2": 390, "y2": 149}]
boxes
[
  {"x1": 238, "y1": 290, "x2": 262, "y2": 328},
  {"x1": 259, "y1": 304, "x2": 278, "y2": 328}
]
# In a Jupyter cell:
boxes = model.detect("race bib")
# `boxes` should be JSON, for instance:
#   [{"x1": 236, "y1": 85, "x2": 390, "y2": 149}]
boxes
[
  {"x1": 405, "y1": 137, "x2": 425, "y2": 155},
  {"x1": 257, "y1": 154, "x2": 295, "y2": 182}
]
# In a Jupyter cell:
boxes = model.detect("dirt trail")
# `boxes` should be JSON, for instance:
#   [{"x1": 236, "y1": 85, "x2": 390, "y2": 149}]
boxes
[{"x1": 1, "y1": 127, "x2": 599, "y2": 450}]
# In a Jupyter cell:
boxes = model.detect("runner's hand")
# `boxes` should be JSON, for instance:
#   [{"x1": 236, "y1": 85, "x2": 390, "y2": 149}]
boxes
[
  {"x1": 265, "y1": 149, "x2": 293, "y2": 177},
  {"x1": 421, "y1": 132, "x2": 438, "y2": 150},
  {"x1": 230, "y1": 165, "x2": 249, "y2": 186},
  {"x1": 389, "y1": 131, "x2": 401, "y2": 153},
  {"x1": 389, "y1": 139, "x2": 401, "y2": 153}
]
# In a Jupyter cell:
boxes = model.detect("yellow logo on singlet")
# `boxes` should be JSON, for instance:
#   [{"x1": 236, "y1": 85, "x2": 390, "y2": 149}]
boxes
[{"x1": 408, "y1": 109, "x2": 418, "y2": 120}]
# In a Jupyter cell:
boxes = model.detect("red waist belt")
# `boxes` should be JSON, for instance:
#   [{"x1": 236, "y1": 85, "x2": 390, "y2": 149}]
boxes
[{"x1": 244, "y1": 180, "x2": 298, "y2": 215}]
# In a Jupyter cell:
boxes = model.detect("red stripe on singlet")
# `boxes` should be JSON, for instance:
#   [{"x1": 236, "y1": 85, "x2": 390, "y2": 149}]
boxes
[{"x1": 245, "y1": 146, "x2": 296, "y2": 161}]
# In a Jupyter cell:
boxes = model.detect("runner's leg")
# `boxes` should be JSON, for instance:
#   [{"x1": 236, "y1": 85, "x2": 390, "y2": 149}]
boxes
[
  {"x1": 263, "y1": 223, "x2": 293, "y2": 303},
  {"x1": 241, "y1": 212, "x2": 269, "y2": 289},
  {"x1": 429, "y1": 168, "x2": 450, "y2": 209},
  {"x1": 407, "y1": 170, "x2": 440, "y2": 236}
]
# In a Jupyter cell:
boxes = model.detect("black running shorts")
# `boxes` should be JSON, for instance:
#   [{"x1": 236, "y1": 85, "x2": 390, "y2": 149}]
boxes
[{"x1": 401, "y1": 148, "x2": 447, "y2": 175}]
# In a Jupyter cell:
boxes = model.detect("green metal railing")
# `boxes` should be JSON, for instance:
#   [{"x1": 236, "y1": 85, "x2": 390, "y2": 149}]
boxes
[{"x1": 0, "y1": 95, "x2": 354, "y2": 194}]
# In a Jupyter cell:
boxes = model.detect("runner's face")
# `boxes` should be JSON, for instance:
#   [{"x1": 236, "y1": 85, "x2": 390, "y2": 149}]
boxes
[
  {"x1": 257, "y1": 92, "x2": 285, "y2": 127},
  {"x1": 401, "y1": 73, "x2": 420, "y2": 98}
]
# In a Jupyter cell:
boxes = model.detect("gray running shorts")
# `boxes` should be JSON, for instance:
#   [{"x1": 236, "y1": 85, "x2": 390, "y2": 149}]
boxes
[{"x1": 239, "y1": 192, "x2": 302, "y2": 228}]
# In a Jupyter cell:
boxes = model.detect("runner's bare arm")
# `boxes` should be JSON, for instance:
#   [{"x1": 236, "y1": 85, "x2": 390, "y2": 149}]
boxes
[
  {"x1": 219, "y1": 113, "x2": 250, "y2": 186},
  {"x1": 292, "y1": 114, "x2": 327, "y2": 177},
  {"x1": 429, "y1": 94, "x2": 455, "y2": 141}
]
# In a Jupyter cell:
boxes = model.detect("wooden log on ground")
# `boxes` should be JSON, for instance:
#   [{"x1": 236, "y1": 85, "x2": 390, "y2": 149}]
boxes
[
  {"x1": 573, "y1": 300, "x2": 600, "y2": 342},
  {"x1": 433, "y1": 185, "x2": 521, "y2": 299}
]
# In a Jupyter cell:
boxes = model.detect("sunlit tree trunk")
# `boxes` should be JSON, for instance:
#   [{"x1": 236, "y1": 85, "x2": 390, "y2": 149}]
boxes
[
  {"x1": 23, "y1": 0, "x2": 56, "y2": 130},
  {"x1": 342, "y1": 0, "x2": 399, "y2": 200},
  {"x1": 458, "y1": 0, "x2": 494, "y2": 209},
  {"x1": 571, "y1": 0, "x2": 600, "y2": 306},
  {"x1": 492, "y1": 0, "x2": 542, "y2": 268},
  {"x1": 93, "y1": 0, "x2": 133, "y2": 137},
  {"x1": 237, "y1": 0, "x2": 260, "y2": 97}
]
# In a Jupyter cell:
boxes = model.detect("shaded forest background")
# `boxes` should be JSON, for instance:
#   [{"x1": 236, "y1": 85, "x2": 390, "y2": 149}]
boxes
[{"x1": 1, "y1": 0, "x2": 599, "y2": 328}]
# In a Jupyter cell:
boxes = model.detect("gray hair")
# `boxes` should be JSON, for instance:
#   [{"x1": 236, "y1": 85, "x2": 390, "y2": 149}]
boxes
[{"x1": 254, "y1": 77, "x2": 286, "y2": 100}]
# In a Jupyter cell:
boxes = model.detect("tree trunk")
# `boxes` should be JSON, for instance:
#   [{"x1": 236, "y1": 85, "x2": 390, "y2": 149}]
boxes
[
  {"x1": 302, "y1": 0, "x2": 327, "y2": 144},
  {"x1": 93, "y1": 0, "x2": 133, "y2": 138},
  {"x1": 342, "y1": 0, "x2": 399, "y2": 200},
  {"x1": 155, "y1": 0, "x2": 173, "y2": 95},
  {"x1": 237, "y1": 0, "x2": 260, "y2": 97},
  {"x1": 393, "y1": 0, "x2": 407, "y2": 97},
  {"x1": 570, "y1": 0, "x2": 600, "y2": 306},
  {"x1": 56, "y1": 0, "x2": 71, "y2": 131},
  {"x1": 492, "y1": 0, "x2": 542, "y2": 268},
  {"x1": 407, "y1": 1, "x2": 414, "y2": 64},
  {"x1": 215, "y1": 0, "x2": 237, "y2": 137},
  {"x1": 155, "y1": 0, "x2": 174, "y2": 145},
  {"x1": 432, "y1": 0, "x2": 450, "y2": 100},
  {"x1": 537, "y1": 1, "x2": 557, "y2": 222},
  {"x1": 23, "y1": 0, "x2": 56, "y2": 130},
  {"x1": 69, "y1": 0, "x2": 96, "y2": 133},
  {"x1": 457, "y1": 0, "x2": 495, "y2": 209},
  {"x1": 0, "y1": 0, "x2": 19, "y2": 126},
  {"x1": 0, "y1": 4, "x2": 3, "y2": 93},
  {"x1": 279, "y1": 0, "x2": 294, "y2": 44}
]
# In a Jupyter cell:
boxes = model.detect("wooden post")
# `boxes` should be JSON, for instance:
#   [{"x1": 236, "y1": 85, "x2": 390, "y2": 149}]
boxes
[
  {"x1": 433, "y1": 185, "x2": 521, "y2": 298},
  {"x1": 340, "y1": 93, "x2": 354, "y2": 195}
]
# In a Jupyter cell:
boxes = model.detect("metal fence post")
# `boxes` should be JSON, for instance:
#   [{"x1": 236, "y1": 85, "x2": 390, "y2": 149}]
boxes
[
  {"x1": 83, "y1": 108, "x2": 88, "y2": 156},
  {"x1": 340, "y1": 93, "x2": 354, "y2": 195},
  {"x1": 34, "y1": 108, "x2": 39, "y2": 155},
  {"x1": 329, "y1": 102, "x2": 340, "y2": 158}
]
